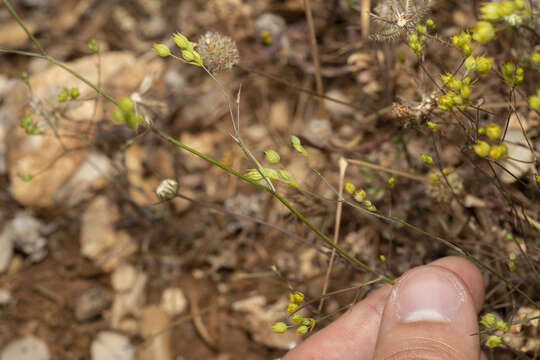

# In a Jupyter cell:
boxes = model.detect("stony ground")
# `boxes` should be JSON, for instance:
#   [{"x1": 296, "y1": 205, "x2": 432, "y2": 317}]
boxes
[{"x1": 0, "y1": 0, "x2": 539, "y2": 359}]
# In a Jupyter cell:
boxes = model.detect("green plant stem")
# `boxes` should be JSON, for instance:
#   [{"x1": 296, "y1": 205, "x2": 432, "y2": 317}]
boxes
[
  {"x1": 150, "y1": 125, "x2": 394, "y2": 285},
  {"x1": 3, "y1": 0, "x2": 46, "y2": 55}
]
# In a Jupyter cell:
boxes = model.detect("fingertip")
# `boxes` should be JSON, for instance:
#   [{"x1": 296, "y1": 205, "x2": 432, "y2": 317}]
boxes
[{"x1": 430, "y1": 256, "x2": 485, "y2": 312}]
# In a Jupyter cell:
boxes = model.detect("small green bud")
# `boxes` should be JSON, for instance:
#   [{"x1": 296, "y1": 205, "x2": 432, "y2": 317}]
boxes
[
  {"x1": 480, "y1": 313, "x2": 497, "y2": 328},
  {"x1": 262, "y1": 168, "x2": 280, "y2": 180},
  {"x1": 465, "y1": 56, "x2": 477, "y2": 71},
  {"x1": 364, "y1": 200, "x2": 377, "y2": 212},
  {"x1": 379, "y1": 254, "x2": 387, "y2": 263},
  {"x1": 532, "y1": 95, "x2": 540, "y2": 110},
  {"x1": 126, "y1": 113, "x2": 142, "y2": 130},
  {"x1": 485, "y1": 335, "x2": 502, "y2": 348},
  {"x1": 173, "y1": 32, "x2": 193, "y2": 50},
  {"x1": 473, "y1": 140, "x2": 491, "y2": 157},
  {"x1": 535, "y1": 174, "x2": 540, "y2": 184},
  {"x1": 495, "y1": 319, "x2": 509, "y2": 332},
  {"x1": 278, "y1": 169, "x2": 297, "y2": 185},
  {"x1": 460, "y1": 84, "x2": 471, "y2": 99},
  {"x1": 485, "y1": 123, "x2": 502, "y2": 141},
  {"x1": 112, "y1": 108, "x2": 125, "y2": 123},
  {"x1": 472, "y1": 21, "x2": 495, "y2": 43},
  {"x1": 272, "y1": 322, "x2": 289, "y2": 334},
  {"x1": 58, "y1": 89, "x2": 68, "y2": 103},
  {"x1": 119, "y1": 97, "x2": 134, "y2": 114},
  {"x1": 21, "y1": 71, "x2": 29, "y2": 84},
  {"x1": 420, "y1": 154, "x2": 433, "y2": 166},
  {"x1": 291, "y1": 135, "x2": 308, "y2": 156},
  {"x1": 476, "y1": 56, "x2": 493, "y2": 75},
  {"x1": 88, "y1": 38, "x2": 99, "y2": 53},
  {"x1": 426, "y1": 19, "x2": 435, "y2": 28},
  {"x1": 246, "y1": 169, "x2": 263, "y2": 182},
  {"x1": 17, "y1": 172, "x2": 33, "y2": 182},
  {"x1": 388, "y1": 176, "x2": 395, "y2": 188},
  {"x1": 427, "y1": 121, "x2": 438, "y2": 131},
  {"x1": 153, "y1": 43, "x2": 171, "y2": 57},
  {"x1": 70, "y1": 87, "x2": 79, "y2": 99},
  {"x1": 264, "y1": 150, "x2": 281, "y2": 164},
  {"x1": 20, "y1": 115, "x2": 32, "y2": 128},
  {"x1": 344, "y1": 181, "x2": 356, "y2": 195},
  {"x1": 502, "y1": 61, "x2": 516, "y2": 78},
  {"x1": 296, "y1": 325, "x2": 308, "y2": 335},
  {"x1": 480, "y1": 2, "x2": 501, "y2": 21},
  {"x1": 478, "y1": 127, "x2": 485, "y2": 135}
]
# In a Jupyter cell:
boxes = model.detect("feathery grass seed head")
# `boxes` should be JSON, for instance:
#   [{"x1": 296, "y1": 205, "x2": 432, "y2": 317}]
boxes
[{"x1": 196, "y1": 32, "x2": 239, "y2": 74}]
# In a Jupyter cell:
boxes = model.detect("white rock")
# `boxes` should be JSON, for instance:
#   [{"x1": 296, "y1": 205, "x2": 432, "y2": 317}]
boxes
[
  {"x1": 110, "y1": 271, "x2": 147, "y2": 329},
  {"x1": 0, "y1": 288, "x2": 12, "y2": 306},
  {"x1": 304, "y1": 118, "x2": 332, "y2": 147},
  {"x1": 91, "y1": 332, "x2": 134, "y2": 360},
  {"x1": 0, "y1": 336, "x2": 50, "y2": 360},
  {"x1": 160, "y1": 288, "x2": 187, "y2": 316},
  {"x1": 55, "y1": 151, "x2": 113, "y2": 206},
  {"x1": 2, "y1": 212, "x2": 48, "y2": 264},
  {"x1": 111, "y1": 263, "x2": 137, "y2": 293},
  {"x1": 500, "y1": 128, "x2": 535, "y2": 184},
  {"x1": 80, "y1": 196, "x2": 136, "y2": 272}
]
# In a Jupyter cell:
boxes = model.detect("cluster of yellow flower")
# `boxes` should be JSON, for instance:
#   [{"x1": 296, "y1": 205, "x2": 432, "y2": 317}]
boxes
[{"x1": 271, "y1": 292, "x2": 316, "y2": 335}]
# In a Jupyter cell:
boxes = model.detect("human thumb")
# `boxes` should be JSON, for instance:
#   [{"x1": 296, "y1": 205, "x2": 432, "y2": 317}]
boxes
[{"x1": 374, "y1": 265, "x2": 481, "y2": 360}]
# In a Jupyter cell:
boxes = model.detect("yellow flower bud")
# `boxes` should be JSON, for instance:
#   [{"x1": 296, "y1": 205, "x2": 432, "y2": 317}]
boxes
[
  {"x1": 472, "y1": 21, "x2": 495, "y2": 43},
  {"x1": 287, "y1": 302, "x2": 299, "y2": 314},
  {"x1": 296, "y1": 325, "x2": 308, "y2": 335},
  {"x1": 271, "y1": 322, "x2": 289, "y2": 334},
  {"x1": 489, "y1": 144, "x2": 508, "y2": 160},
  {"x1": 485, "y1": 123, "x2": 502, "y2": 141},
  {"x1": 344, "y1": 181, "x2": 356, "y2": 195},
  {"x1": 293, "y1": 291, "x2": 304, "y2": 303},
  {"x1": 353, "y1": 189, "x2": 366, "y2": 203},
  {"x1": 473, "y1": 141, "x2": 490, "y2": 157},
  {"x1": 291, "y1": 314, "x2": 304, "y2": 323},
  {"x1": 485, "y1": 335, "x2": 501, "y2": 348}
]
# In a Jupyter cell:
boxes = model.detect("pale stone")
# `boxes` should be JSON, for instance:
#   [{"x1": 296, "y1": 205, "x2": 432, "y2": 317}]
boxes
[
  {"x1": 80, "y1": 196, "x2": 136, "y2": 272},
  {"x1": 160, "y1": 288, "x2": 187, "y2": 316},
  {"x1": 91, "y1": 332, "x2": 134, "y2": 360},
  {"x1": 138, "y1": 306, "x2": 171, "y2": 360},
  {"x1": 1, "y1": 336, "x2": 49, "y2": 360},
  {"x1": 75, "y1": 287, "x2": 112, "y2": 322},
  {"x1": 110, "y1": 271, "x2": 147, "y2": 329},
  {"x1": 111, "y1": 263, "x2": 137, "y2": 293}
]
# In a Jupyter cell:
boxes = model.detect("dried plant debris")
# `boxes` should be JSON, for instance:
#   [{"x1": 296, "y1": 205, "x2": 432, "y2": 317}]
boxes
[{"x1": 370, "y1": 0, "x2": 433, "y2": 41}]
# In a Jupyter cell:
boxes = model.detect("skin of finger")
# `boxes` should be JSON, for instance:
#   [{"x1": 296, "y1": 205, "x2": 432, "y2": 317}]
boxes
[
  {"x1": 373, "y1": 265, "x2": 481, "y2": 360},
  {"x1": 429, "y1": 256, "x2": 485, "y2": 312},
  {"x1": 283, "y1": 285, "x2": 392, "y2": 360},
  {"x1": 283, "y1": 257, "x2": 485, "y2": 360}
]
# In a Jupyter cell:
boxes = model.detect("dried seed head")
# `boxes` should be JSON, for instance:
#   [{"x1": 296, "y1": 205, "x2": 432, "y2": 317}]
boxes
[{"x1": 196, "y1": 32, "x2": 240, "y2": 74}]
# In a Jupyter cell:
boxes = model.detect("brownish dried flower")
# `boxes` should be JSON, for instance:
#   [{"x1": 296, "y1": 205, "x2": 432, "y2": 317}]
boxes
[{"x1": 196, "y1": 32, "x2": 240, "y2": 74}]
